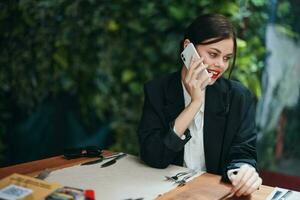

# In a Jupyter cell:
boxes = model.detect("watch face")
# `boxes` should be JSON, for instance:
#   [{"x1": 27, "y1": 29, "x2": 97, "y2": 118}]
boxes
[{"x1": 181, "y1": 134, "x2": 186, "y2": 140}]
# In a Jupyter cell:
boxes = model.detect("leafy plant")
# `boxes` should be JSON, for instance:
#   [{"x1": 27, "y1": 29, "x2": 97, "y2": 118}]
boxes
[{"x1": 0, "y1": 0, "x2": 268, "y2": 160}]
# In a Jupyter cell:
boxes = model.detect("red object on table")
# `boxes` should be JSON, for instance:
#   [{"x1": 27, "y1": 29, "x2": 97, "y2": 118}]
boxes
[{"x1": 84, "y1": 189, "x2": 95, "y2": 200}]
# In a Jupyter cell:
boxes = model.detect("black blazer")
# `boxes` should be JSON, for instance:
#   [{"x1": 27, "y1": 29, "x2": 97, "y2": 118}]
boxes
[{"x1": 138, "y1": 70, "x2": 257, "y2": 181}]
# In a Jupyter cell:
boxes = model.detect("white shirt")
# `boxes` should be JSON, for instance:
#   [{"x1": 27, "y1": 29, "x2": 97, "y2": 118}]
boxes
[
  {"x1": 181, "y1": 83, "x2": 206, "y2": 172},
  {"x1": 174, "y1": 83, "x2": 252, "y2": 178}
]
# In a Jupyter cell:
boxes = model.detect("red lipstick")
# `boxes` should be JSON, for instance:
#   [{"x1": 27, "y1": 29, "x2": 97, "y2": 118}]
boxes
[{"x1": 207, "y1": 69, "x2": 221, "y2": 79}]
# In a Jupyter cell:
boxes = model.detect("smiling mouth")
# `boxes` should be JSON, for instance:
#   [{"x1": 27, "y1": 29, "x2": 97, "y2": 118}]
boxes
[{"x1": 207, "y1": 69, "x2": 221, "y2": 79}]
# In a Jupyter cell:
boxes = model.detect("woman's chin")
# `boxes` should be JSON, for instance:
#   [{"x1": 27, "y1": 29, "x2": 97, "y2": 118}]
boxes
[{"x1": 208, "y1": 78, "x2": 217, "y2": 85}]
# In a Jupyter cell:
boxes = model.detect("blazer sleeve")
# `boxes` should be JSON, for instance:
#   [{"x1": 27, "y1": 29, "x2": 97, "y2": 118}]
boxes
[
  {"x1": 137, "y1": 83, "x2": 191, "y2": 169},
  {"x1": 222, "y1": 88, "x2": 257, "y2": 181}
]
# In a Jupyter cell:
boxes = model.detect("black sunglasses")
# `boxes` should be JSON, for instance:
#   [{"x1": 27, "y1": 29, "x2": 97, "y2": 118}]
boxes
[{"x1": 63, "y1": 146, "x2": 103, "y2": 159}]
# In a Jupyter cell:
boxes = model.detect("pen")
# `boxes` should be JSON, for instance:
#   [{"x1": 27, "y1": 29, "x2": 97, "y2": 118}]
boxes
[
  {"x1": 81, "y1": 153, "x2": 124, "y2": 166},
  {"x1": 81, "y1": 157, "x2": 103, "y2": 166},
  {"x1": 101, "y1": 153, "x2": 127, "y2": 168}
]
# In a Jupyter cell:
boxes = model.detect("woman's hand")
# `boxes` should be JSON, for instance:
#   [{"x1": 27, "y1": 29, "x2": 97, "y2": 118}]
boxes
[
  {"x1": 230, "y1": 164, "x2": 262, "y2": 197},
  {"x1": 183, "y1": 56, "x2": 211, "y2": 105},
  {"x1": 174, "y1": 56, "x2": 211, "y2": 135}
]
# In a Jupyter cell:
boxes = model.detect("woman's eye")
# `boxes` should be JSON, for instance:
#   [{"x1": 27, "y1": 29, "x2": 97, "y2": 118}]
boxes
[
  {"x1": 209, "y1": 53, "x2": 217, "y2": 57},
  {"x1": 224, "y1": 56, "x2": 232, "y2": 62}
]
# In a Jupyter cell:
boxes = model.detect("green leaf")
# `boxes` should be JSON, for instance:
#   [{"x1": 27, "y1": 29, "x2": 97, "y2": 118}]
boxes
[
  {"x1": 275, "y1": 24, "x2": 298, "y2": 39},
  {"x1": 129, "y1": 82, "x2": 141, "y2": 95},
  {"x1": 251, "y1": 0, "x2": 266, "y2": 7},
  {"x1": 168, "y1": 5, "x2": 185, "y2": 20},
  {"x1": 217, "y1": 2, "x2": 239, "y2": 16},
  {"x1": 53, "y1": 49, "x2": 68, "y2": 69},
  {"x1": 122, "y1": 70, "x2": 136, "y2": 83},
  {"x1": 107, "y1": 19, "x2": 119, "y2": 32},
  {"x1": 237, "y1": 38, "x2": 247, "y2": 49}
]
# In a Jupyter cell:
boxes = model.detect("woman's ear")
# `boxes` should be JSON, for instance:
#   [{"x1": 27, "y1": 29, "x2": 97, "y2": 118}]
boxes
[{"x1": 183, "y1": 39, "x2": 191, "y2": 49}]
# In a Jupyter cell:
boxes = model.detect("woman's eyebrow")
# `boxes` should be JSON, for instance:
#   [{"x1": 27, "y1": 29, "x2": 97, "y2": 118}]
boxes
[
  {"x1": 209, "y1": 47, "x2": 221, "y2": 53},
  {"x1": 209, "y1": 48, "x2": 232, "y2": 56}
]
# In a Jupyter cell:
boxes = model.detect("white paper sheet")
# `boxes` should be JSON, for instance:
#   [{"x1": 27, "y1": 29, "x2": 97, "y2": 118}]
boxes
[
  {"x1": 266, "y1": 187, "x2": 300, "y2": 200},
  {"x1": 46, "y1": 155, "x2": 203, "y2": 200}
]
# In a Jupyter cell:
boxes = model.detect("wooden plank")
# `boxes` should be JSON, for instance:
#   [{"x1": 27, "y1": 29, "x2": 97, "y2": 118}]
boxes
[
  {"x1": 0, "y1": 150, "x2": 112, "y2": 178},
  {"x1": 156, "y1": 173, "x2": 273, "y2": 200},
  {"x1": 1, "y1": 153, "x2": 274, "y2": 200}
]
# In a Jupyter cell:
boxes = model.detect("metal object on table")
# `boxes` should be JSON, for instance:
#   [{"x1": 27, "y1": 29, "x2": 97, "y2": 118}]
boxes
[
  {"x1": 270, "y1": 190, "x2": 283, "y2": 200},
  {"x1": 165, "y1": 171, "x2": 190, "y2": 182},
  {"x1": 175, "y1": 171, "x2": 197, "y2": 186},
  {"x1": 100, "y1": 152, "x2": 127, "y2": 168},
  {"x1": 35, "y1": 168, "x2": 51, "y2": 180},
  {"x1": 279, "y1": 190, "x2": 293, "y2": 200},
  {"x1": 81, "y1": 152, "x2": 125, "y2": 166}
]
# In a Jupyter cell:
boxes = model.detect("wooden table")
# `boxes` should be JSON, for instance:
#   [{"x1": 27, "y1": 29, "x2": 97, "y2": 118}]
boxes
[
  {"x1": 0, "y1": 153, "x2": 274, "y2": 200},
  {"x1": 0, "y1": 150, "x2": 116, "y2": 179},
  {"x1": 157, "y1": 173, "x2": 273, "y2": 200}
]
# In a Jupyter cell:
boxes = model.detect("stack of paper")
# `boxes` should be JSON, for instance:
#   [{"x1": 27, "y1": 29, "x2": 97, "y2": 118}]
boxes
[
  {"x1": 266, "y1": 187, "x2": 300, "y2": 200},
  {"x1": 46, "y1": 155, "x2": 202, "y2": 200}
]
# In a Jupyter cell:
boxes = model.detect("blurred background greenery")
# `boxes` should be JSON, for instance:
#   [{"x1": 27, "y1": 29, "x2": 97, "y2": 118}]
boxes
[{"x1": 0, "y1": 0, "x2": 299, "y2": 177}]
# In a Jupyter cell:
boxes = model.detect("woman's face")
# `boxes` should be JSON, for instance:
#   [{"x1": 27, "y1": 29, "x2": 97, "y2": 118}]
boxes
[{"x1": 195, "y1": 38, "x2": 234, "y2": 85}]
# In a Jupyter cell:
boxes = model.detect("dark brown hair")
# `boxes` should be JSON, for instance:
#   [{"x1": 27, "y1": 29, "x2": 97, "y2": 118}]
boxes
[{"x1": 181, "y1": 14, "x2": 237, "y2": 78}]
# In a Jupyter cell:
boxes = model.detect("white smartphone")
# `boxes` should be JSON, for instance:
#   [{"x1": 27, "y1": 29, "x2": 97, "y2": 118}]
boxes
[
  {"x1": 181, "y1": 42, "x2": 201, "y2": 69},
  {"x1": 181, "y1": 43, "x2": 211, "y2": 88}
]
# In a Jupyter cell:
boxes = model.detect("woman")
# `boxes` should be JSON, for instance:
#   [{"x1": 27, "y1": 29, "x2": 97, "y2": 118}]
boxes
[{"x1": 137, "y1": 14, "x2": 262, "y2": 196}]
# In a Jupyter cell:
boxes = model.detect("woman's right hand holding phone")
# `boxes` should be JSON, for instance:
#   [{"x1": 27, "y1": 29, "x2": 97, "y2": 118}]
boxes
[
  {"x1": 174, "y1": 56, "x2": 211, "y2": 135},
  {"x1": 183, "y1": 55, "x2": 212, "y2": 107}
]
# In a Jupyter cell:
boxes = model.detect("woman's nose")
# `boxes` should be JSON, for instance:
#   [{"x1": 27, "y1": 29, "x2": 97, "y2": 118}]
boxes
[{"x1": 216, "y1": 59, "x2": 225, "y2": 68}]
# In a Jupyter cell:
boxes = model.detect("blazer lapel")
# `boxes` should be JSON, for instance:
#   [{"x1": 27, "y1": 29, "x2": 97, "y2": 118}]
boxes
[
  {"x1": 161, "y1": 72, "x2": 231, "y2": 173},
  {"x1": 204, "y1": 78, "x2": 231, "y2": 173},
  {"x1": 162, "y1": 71, "x2": 185, "y2": 125}
]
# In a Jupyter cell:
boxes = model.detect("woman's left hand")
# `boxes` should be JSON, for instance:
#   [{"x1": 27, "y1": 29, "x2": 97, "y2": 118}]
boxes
[{"x1": 230, "y1": 164, "x2": 262, "y2": 197}]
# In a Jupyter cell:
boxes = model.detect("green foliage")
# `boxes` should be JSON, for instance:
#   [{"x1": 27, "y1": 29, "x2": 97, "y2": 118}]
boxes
[
  {"x1": 228, "y1": 0, "x2": 268, "y2": 98},
  {"x1": 257, "y1": 130, "x2": 277, "y2": 169},
  {"x1": 277, "y1": 0, "x2": 300, "y2": 37},
  {"x1": 0, "y1": 0, "x2": 268, "y2": 157},
  {"x1": 257, "y1": 0, "x2": 300, "y2": 168},
  {"x1": 230, "y1": 37, "x2": 264, "y2": 98},
  {"x1": 285, "y1": 104, "x2": 300, "y2": 158}
]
